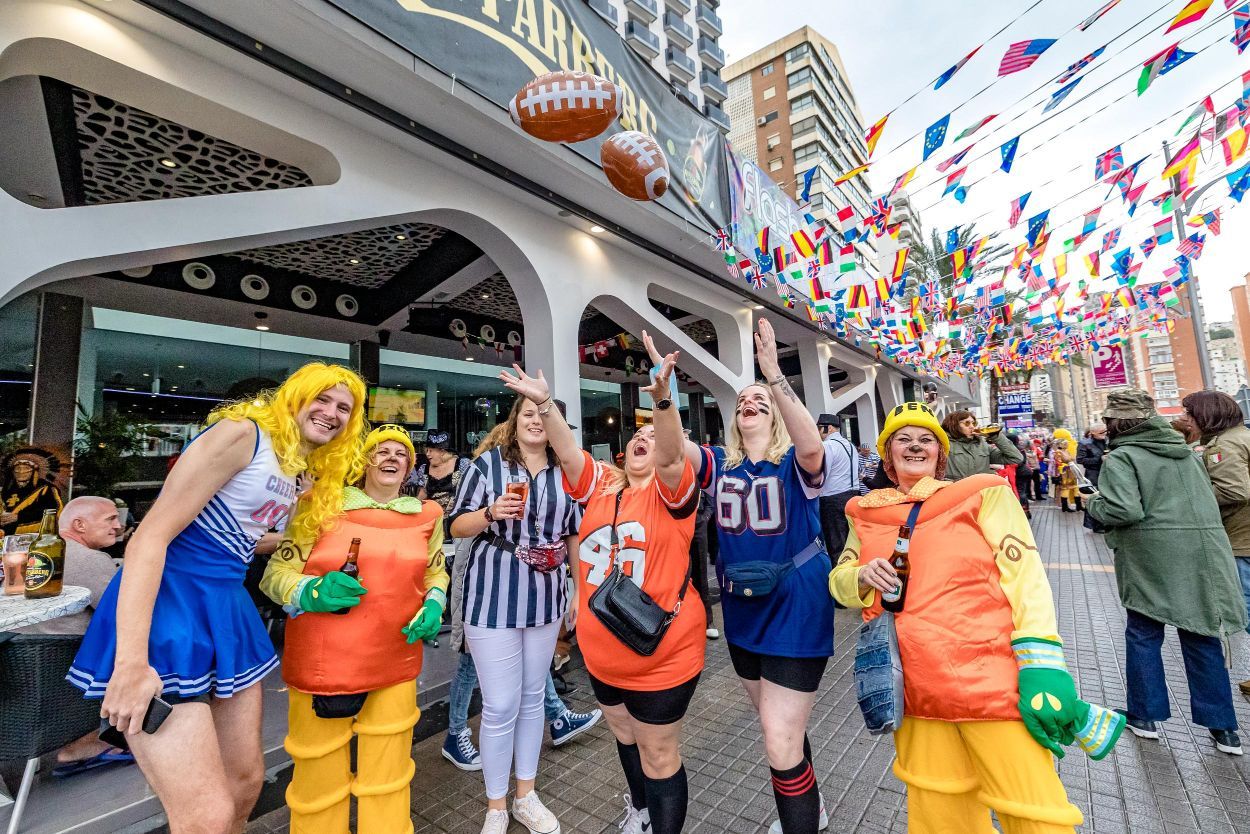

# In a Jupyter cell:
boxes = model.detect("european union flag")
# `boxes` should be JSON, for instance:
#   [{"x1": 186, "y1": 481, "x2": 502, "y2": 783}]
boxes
[
  {"x1": 945, "y1": 226, "x2": 961, "y2": 253},
  {"x1": 1000, "y1": 136, "x2": 1020, "y2": 173},
  {"x1": 1228, "y1": 162, "x2": 1250, "y2": 202},
  {"x1": 1025, "y1": 210, "x2": 1049, "y2": 246},
  {"x1": 1111, "y1": 248, "x2": 1133, "y2": 276},
  {"x1": 923, "y1": 115, "x2": 950, "y2": 162}
]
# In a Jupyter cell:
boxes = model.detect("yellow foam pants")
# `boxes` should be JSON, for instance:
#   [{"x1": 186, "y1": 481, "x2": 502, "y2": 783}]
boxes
[
  {"x1": 285, "y1": 680, "x2": 420, "y2": 834},
  {"x1": 893, "y1": 717, "x2": 1084, "y2": 834}
]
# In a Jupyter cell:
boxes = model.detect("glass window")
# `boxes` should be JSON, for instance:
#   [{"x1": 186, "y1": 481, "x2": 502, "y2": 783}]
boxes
[
  {"x1": 761, "y1": 63, "x2": 774, "y2": 76},
  {"x1": 766, "y1": 133, "x2": 781, "y2": 150},
  {"x1": 762, "y1": 86, "x2": 775, "y2": 100},
  {"x1": 786, "y1": 68, "x2": 812, "y2": 88},
  {"x1": 0, "y1": 292, "x2": 37, "y2": 440},
  {"x1": 761, "y1": 110, "x2": 779, "y2": 124},
  {"x1": 768, "y1": 157, "x2": 784, "y2": 171},
  {"x1": 785, "y1": 44, "x2": 810, "y2": 63}
]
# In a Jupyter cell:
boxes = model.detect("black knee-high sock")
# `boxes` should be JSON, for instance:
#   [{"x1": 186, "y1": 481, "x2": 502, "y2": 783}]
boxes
[
  {"x1": 803, "y1": 734, "x2": 813, "y2": 765},
  {"x1": 771, "y1": 760, "x2": 819, "y2": 833},
  {"x1": 644, "y1": 766, "x2": 688, "y2": 834},
  {"x1": 617, "y1": 742, "x2": 647, "y2": 811}
]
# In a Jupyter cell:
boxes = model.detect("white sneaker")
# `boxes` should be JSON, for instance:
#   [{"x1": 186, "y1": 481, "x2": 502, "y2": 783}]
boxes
[
  {"x1": 513, "y1": 790, "x2": 561, "y2": 834},
  {"x1": 618, "y1": 793, "x2": 651, "y2": 833},
  {"x1": 767, "y1": 792, "x2": 828, "y2": 834},
  {"x1": 481, "y1": 809, "x2": 510, "y2": 834},
  {"x1": 706, "y1": 627, "x2": 721, "y2": 639}
]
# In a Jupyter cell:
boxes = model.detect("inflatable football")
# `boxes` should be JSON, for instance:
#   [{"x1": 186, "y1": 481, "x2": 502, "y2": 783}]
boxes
[
  {"x1": 601, "y1": 131, "x2": 669, "y2": 201},
  {"x1": 508, "y1": 71, "x2": 621, "y2": 144}
]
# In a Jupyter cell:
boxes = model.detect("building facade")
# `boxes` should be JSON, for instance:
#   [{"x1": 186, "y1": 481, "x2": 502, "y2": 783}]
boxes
[
  {"x1": 588, "y1": 0, "x2": 729, "y2": 128},
  {"x1": 1229, "y1": 276, "x2": 1250, "y2": 377},
  {"x1": 721, "y1": 27, "x2": 880, "y2": 266}
]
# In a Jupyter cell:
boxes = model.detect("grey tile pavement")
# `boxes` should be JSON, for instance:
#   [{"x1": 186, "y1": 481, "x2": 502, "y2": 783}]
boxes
[{"x1": 248, "y1": 502, "x2": 1250, "y2": 832}]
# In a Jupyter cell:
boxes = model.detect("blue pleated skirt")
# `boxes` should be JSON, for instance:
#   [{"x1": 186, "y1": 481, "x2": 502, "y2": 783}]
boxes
[{"x1": 67, "y1": 563, "x2": 277, "y2": 699}]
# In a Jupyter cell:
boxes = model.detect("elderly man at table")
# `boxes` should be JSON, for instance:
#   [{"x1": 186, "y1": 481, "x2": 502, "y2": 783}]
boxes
[{"x1": 18, "y1": 496, "x2": 130, "y2": 776}]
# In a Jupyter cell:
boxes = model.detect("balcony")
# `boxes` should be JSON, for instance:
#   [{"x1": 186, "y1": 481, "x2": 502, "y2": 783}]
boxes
[
  {"x1": 697, "y1": 36, "x2": 725, "y2": 70},
  {"x1": 666, "y1": 0, "x2": 693, "y2": 14},
  {"x1": 663, "y1": 12, "x2": 694, "y2": 47},
  {"x1": 625, "y1": 20, "x2": 661, "y2": 59},
  {"x1": 695, "y1": 4, "x2": 723, "y2": 37},
  {"x1": 673, "y1": 84, "x2": 700, "y2": 109},
  {"x1": 585, "y1": 0, "x2": 618, "y2": 26},
  {"x1": 665, "y1": 47, "x2": 697, "y2": 83},
  {"x1": 699, "y1": 69, "x2": 727, "y2": 102},
  {"x1": 703, "y1": 0, "x2": 720, "y2": 7},
  {"x1": 624, "y1": 0, "x2": 658, "y2": 24},
  {"x1": 704, "y1": 100, "x2": 730, "y2": 132}
]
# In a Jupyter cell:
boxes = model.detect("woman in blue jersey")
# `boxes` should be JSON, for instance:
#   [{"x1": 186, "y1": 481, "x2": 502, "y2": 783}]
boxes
[
  {"x1": 68, "y1": 363, "x2": 367, "y2": 834},
  {"x1": 648, "y1": 319, "x2": 831, "y2": 834}
]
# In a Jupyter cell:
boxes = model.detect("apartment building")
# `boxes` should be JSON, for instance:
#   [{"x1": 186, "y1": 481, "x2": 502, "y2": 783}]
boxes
[
  {"x1": 721, "y1": 27, "x2": 881, "y2": 267},
  {"x1": 585, "y1": 0, "x2": 729, "y2": 129}
]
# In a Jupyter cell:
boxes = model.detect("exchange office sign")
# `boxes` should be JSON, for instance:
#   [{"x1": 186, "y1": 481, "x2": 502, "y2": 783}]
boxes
[{"x1": 326, "y1": 0, "x2": 729, "y2": 230}]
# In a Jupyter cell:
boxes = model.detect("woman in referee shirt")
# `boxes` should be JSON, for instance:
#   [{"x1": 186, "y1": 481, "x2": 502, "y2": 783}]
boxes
[{"x1": 448, "y1": 397, "x2": 579, "y2": 834}]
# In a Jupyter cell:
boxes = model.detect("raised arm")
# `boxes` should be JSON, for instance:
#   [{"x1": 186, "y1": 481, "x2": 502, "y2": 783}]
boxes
[
  {"x1": 640, "y1": 348, "x2": 686, "y2": 492},
  {"x1": 104, "y1": 418, "x2": 255, "y2": 734},
  {"x1": 499, "y1": 364, "x2": 585, "y2": 487},
  {"x1": 754, "y1": 318, "x2": 824, "y2": 475},
  {"x1": 641, "y1": 330, "x2": 708, "y2": 473}
]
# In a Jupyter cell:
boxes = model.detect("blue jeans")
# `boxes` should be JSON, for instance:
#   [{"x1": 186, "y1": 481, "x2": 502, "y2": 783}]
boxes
[
  {"x1": 1238, "y1": 558, "x2": 1250, "y2": 636},
  {"x1": 1124, "y1": 609, "x2": 1238, "y2": 730},
  {"x1": 447, "y1": 650, "x2": 566, "y2": 734}
]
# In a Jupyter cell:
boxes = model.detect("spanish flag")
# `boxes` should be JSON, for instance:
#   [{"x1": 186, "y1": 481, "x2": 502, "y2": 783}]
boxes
[
  {"x1": 833, "y1": 164, "x2": 871, "y2": 185},
  {"x1": 791, "y1": 229, "x2": 817, "y2": 259},
  {"x1": 874, "y1": 276, "x2": 893, "y2": 303},
  {"x1": 892, "y1": 248, "x2": 909, "y2": 280}
]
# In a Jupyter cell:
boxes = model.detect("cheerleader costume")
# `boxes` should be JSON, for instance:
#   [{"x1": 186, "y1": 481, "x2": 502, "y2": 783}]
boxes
[{"x1": 68, "y1": 421, "x2": 296, "y2": 699}]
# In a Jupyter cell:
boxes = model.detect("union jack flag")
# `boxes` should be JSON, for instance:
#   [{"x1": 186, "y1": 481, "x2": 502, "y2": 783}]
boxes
[
  {"x1": 712, "y1": 228, "x2": 733, "y2": 251},
  {"x1": 1095, "y1": 144, "x2": 1124, "y2": 180}
]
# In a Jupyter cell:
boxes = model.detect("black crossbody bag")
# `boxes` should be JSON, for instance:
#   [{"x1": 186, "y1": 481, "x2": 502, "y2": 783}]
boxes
[{"x1": 588, "y1": 490, "x2": 690, "y2": 657}]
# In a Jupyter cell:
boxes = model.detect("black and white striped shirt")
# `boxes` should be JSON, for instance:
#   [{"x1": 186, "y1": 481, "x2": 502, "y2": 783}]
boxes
[{"x1": 449, "y1": 448, "x2": 580, "y2": 629}]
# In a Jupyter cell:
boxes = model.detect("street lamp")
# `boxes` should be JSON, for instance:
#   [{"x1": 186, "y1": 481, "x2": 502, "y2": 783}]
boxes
[{"x1": 1161, "y1": 139, "x2": 1218, "y2": 390}]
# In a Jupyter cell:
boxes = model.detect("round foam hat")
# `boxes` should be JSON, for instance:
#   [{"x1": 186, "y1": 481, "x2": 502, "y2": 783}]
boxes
[{"x1": 876, "y1": 402, "x2": 949, "y2": 459}]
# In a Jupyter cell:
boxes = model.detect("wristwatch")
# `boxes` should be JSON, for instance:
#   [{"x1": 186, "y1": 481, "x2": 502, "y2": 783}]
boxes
[{"x1": 655, "y1": 398, "x2": 673, "y2": 411}]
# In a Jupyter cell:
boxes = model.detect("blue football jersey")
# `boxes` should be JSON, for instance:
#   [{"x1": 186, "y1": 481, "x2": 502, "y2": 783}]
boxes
[{"x1": 699, "y1": 445, "x2": 835, "y2": 657}]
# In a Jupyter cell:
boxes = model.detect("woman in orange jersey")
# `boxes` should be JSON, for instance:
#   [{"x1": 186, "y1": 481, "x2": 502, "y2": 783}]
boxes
[
  {"x1": 829, "y1": 403, "x2": 1123, "y2": 834},
  {"x1": 500, "y1": 342, "x2": 703, "y2": 834},
  {"x1": 261, "y1": 425, "x2": 448, "y2": 834}
]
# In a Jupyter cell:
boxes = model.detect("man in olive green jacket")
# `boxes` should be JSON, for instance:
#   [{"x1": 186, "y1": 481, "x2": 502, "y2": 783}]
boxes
[
  {"x1": 942, "y1": 412, "x2": 1024, "y2": 482},
  {"x1": 1086, "y1": 388, "x2": 1246, "y2": 755}
]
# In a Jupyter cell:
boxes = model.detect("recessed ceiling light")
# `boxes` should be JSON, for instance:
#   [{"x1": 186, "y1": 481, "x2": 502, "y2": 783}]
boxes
[
  {"x1": 159, "y1": 158, "x2": 178, "y2": 168},
  {"x1": 753, "y1": 305, "x2": 764, "y2": 310},
  {"x1": 481, "y1": 293, "x2": 491, "y2": 299},
  {"x1": 177, "y1": 364, "x2": 186, "y2": 369},
  {"x1": 590, "y1": 225, "x2": 605, "y2": 234},
  {"x1": 465, "y1": 357, "x2": 476, "y2": 362},
  {"x1": 349, "y1": 258, "x2": 361, "y2": 265},
  {"x1": 125, "y1": 387, "x2": 135, "y2": 391},
  {"x1": 256, "y1": 325, "x2": 270, "y2": 331},
  {"x1": 395, "y1": 234, "x2": 407, "y2": 241},
  {"x1": 142, "y1": 372, "x2": 150, "y2": 377}
]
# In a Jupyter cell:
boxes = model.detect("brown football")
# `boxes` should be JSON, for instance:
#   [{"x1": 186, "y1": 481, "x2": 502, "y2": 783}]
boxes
[
  {"x1": 601, "y1": 131, "x2": 670, "y2": 201},
  {"x1": 508, "y1": 71, "x2": 621, "y2": 144}
]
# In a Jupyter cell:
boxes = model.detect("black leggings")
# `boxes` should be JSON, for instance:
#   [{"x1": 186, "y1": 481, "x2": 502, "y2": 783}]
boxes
[
  {"x1": 727, "y1": 644, "x2": 829, "y2": 693},
  {"x1": 589, "y1": 673, "x2": 701, "y2": 725}
]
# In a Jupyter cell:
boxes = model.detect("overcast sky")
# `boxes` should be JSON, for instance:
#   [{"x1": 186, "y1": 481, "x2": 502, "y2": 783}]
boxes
[{"x1": 719, "y1": 0, "x2": 1250, "y2": 323}]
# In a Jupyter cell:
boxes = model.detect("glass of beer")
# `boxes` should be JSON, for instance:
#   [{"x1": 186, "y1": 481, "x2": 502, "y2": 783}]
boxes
[
  {"x1": 505, "y1": 476, "x2": 529, "y2": 506},
  {"x1": 3, "y1": 535, "x2": 33, "y2": 596}
]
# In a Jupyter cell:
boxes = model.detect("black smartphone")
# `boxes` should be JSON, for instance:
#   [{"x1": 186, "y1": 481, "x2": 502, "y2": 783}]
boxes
[{"x1": 99, "y1": 696, "x2": 174, "y2": 749}]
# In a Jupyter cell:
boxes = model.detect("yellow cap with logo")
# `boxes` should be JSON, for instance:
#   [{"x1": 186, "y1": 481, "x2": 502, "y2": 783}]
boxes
[{"x1": 877, "y1": 402, "x2": 949, "y2": 458}]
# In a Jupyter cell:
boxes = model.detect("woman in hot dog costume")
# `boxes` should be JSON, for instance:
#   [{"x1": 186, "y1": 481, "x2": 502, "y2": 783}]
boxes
[
  {"x1": 262, "y1": 425, "x2": 448, "y2": 834},
  {"x1": 830, "y1": 403, "x2": 1123, "y2": 834}
]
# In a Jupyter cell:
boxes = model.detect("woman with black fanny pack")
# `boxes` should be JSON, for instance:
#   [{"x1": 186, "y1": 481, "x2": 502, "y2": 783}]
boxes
[
  {"x1": 447, "y1": 396, "x2": 580, "y2": 834},
  {"x1": 500, "y1": 341, "x2": 703, "y2": 834}
]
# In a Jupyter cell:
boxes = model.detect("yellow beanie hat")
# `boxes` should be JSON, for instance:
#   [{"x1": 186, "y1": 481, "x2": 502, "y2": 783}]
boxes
[
  {"x1": 364, "y1": 424, "x2": 416, "y2": 470},
  {"x1": 877, "y1": 402, "x2": 949, "y2": 459}
]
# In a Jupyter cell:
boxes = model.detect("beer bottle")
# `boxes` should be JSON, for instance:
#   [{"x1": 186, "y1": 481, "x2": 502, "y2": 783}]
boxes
[
  {"x1": 25, "y1": 509, "x2": 65, "y2": 599},
  {"x1": 332, "y1": 537, "x2": 361, "y2": 616},
  {"x1": 879, "y1": 523, "x2": 912, "y2": 613}
]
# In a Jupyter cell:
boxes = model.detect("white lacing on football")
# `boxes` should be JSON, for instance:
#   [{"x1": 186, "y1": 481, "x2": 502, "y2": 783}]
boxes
[
  {"x1": 514, "y1": 78, "x2": 615, "y2": 118},
  {"x1": 610, "y1": 132, "x2": 661, "y2": 167}
]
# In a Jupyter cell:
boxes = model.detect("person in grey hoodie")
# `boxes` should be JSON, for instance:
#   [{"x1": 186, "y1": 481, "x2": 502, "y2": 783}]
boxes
[{"x1": 939, "y1": 410, "x2": 1023, "y2": 482}]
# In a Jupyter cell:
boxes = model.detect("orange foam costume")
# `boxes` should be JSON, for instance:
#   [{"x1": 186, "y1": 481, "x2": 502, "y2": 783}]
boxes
[{"x1": 263, "y1": 479, "x2": 446, "y2": 833}]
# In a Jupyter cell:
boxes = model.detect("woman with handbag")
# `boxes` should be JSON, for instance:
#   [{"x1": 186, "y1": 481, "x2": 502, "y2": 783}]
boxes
[
  {"x1": 641, "y1": 319, "x2": 833, "y2": 834},
  {"x1": 830, "y1": 403, "x2": 1123, "y2": 834},
  {"x1": 447, "y1": 396, "x2": 581, "y2": 834},
  {"x1": 499, "y1": 343, "x2": 704, "y2": 834}
]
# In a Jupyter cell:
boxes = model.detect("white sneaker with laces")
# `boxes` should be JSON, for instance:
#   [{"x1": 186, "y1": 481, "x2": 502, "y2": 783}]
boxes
[
  {"x1": 767, "y1": 792, "x2": 828, "y2": 834},
  {"x1": 618, "y1": 793, "x2": 651, "y2": 833},
  {"x1": 513, "y1": 790, "x2": 561, "y2": 834},
  {"x1": 480, "y1": 809, "x2": 510, "y2": 834}
]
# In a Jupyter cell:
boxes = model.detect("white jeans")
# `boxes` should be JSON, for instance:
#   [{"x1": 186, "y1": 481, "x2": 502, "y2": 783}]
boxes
[{"x1": 465, "y1": 620, "x2": 561, "y2": 800}]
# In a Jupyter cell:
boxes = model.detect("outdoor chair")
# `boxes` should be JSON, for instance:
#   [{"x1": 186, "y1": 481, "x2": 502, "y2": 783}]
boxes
[{"x1": 0, "y1": 633, "x2": 101, "y2": 834}]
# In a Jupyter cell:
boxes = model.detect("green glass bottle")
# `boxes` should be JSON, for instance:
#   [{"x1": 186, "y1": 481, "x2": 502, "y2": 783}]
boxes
[{"x1": 25, "y1": 509, "x2": 65, "y2": 599}]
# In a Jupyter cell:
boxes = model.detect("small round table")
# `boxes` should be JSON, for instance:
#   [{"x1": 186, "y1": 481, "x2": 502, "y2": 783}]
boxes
[{"x1": 0, "y1": 585, "x2": 91, "y2": 631}]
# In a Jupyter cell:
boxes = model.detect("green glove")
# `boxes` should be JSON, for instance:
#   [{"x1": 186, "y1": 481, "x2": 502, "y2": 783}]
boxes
[
  {"x1": 1073, "y1": 701, "x2": 1126, "y2": 761},
  {"x1": 402, "y1": 592, "x2": 446, "y2": 644},
  {"x1": 297, "y1": 571, "x2": 366, "y2": 613},
  {"x1": 1013, "y1": 638, "x2": 1083, "y2": 758}
]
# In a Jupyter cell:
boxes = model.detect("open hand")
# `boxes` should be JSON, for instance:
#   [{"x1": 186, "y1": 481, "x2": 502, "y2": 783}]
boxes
[
  {"x1": 641, "y1": 330, "x2": 664, "y2": 365},
  {"x1": 499, "y1": 364, "x2": 551, "y2": 408},
  {"x1": 754, "y1": 318, "x2": 781, "y2": 379},
  {"x1": 641, "y1": 351, "x2": 679, "y2": 403}
]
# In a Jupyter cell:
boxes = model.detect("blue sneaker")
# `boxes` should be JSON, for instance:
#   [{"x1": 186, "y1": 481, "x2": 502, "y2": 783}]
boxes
[
  {"x1": 442, "y1": 728, "x2": 482, "y2": 771},
  {"x1": 549, "y1": 708, "x2": 602, "y2": 747}
]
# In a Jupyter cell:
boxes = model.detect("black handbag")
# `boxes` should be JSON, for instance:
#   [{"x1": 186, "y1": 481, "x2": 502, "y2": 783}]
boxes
[{"x1": 588, "y1": 491, "x2": 690, "y2": 657}]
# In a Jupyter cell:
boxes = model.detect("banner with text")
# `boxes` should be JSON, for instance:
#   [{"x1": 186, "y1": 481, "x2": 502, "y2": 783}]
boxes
[{"x1": 325, "y1": 0, "x2": 729, "y2": 229}]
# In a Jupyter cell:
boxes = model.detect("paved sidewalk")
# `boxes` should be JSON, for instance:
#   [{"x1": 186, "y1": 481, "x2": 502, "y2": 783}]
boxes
[{"x1": 248, "y1": 503, "x2": 1250, "y2": 833}]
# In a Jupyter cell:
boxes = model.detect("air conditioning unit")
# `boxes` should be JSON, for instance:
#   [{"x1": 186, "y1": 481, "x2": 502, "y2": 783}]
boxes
[{"x1": 756, "y1": 116, "x2": 768, "y2": 126}]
